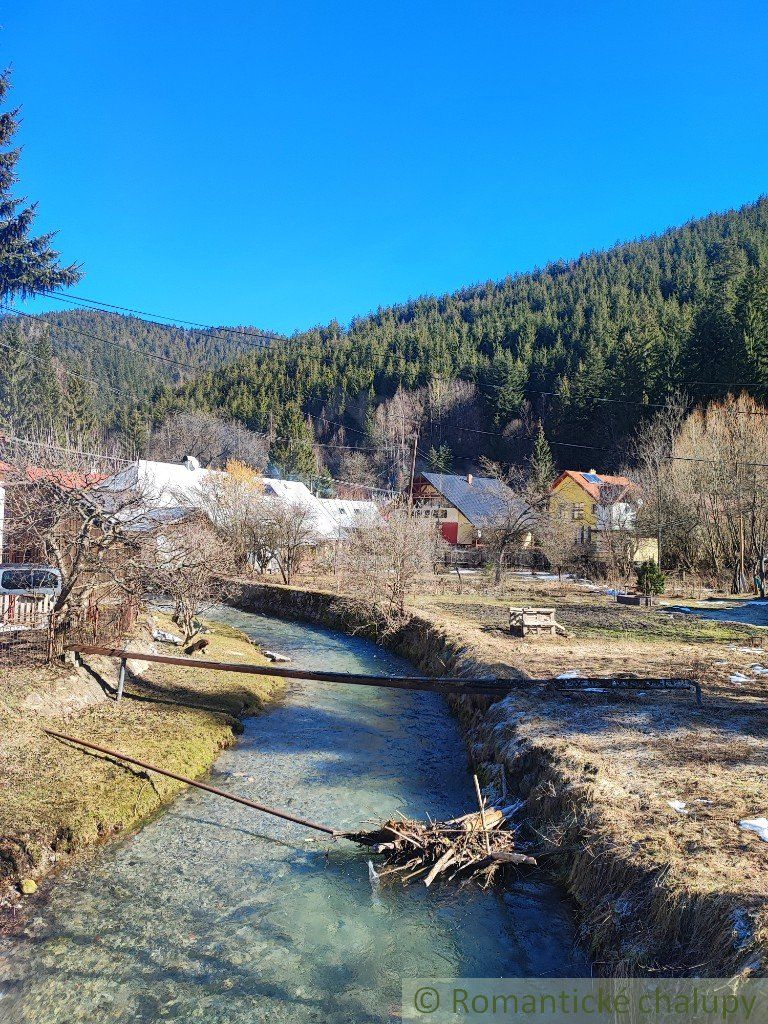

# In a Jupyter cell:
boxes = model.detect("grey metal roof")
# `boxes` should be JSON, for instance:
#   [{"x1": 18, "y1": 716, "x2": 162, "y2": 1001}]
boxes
[{"x1": 420, "y1": 472, "x2": 531, "y2": 528}]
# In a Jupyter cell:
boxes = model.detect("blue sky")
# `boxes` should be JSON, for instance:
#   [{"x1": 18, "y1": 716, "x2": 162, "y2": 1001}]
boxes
[{"x1": 5, "y1": 1, "x2": 768, "y2": 335}]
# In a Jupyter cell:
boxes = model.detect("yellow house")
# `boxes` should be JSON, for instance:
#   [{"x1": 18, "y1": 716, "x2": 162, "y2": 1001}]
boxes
[{"x1": 549, "y1": 470, "x2": 658, "y2": 563}]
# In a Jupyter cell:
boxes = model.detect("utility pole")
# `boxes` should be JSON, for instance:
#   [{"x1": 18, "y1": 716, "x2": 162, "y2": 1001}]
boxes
[
  {"x1": 656, "y1": 460, "x2": 662, "y2": 568},
  {"x1": 408, "y1": 426, "x2": 420, "y2": 510}
]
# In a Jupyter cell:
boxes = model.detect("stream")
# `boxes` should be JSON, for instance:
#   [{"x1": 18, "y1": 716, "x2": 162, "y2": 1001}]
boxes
[{"x1": 0, "y1": 607, "x2": 587, "y2": 1022}]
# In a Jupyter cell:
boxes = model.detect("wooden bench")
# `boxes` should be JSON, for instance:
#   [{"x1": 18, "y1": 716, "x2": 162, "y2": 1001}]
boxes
[{"x1": 509, "y1": 606, "x2": 559, "y2": 637}]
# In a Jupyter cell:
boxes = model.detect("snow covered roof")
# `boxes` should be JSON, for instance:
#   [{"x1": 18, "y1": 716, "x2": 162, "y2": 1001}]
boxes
[
  {"x1": 103, "y1": 457, "x2": 213, "y2": 509},
  {"x1": 262, "y1": 479, "x2": 380, "y2": 541},
  {"x1": 100, "y1": 460, "x2": 381, "y2": 542}
]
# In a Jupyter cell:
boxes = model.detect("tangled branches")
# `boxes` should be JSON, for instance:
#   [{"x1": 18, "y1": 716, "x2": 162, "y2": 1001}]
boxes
[{"x1": 344, "y1": 805, "x2": 536, "y2": 888}]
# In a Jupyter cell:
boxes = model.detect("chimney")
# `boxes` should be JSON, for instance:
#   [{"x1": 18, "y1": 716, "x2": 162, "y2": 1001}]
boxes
[{"x1": 466, "y1": 473, "x2": 473, "y2": 486}]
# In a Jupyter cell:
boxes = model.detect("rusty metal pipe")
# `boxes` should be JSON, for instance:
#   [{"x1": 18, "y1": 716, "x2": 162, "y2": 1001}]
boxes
[
  {"x1": 65, "y1": 645, "x2": 514, "y2": 694},
  {"x1": 43, "y1": 728, "x2": 338, "y2": 836}
]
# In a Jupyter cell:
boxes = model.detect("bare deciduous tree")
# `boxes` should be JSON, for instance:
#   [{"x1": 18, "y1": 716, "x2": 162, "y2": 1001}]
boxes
[
  {"x1": 147, "y1": 513, "x2": 235, "y2": 643},
  {"x1": 338, "y1": 507, "x2": 442, "y2": 624},
  {"x1": 194, "y1": 463, "x2": 320, "y2": 585},
  {"x1": 634, "y1": 393, "x2": 768, "y2": 592},
  {"x1": 370, "y1": 380, "x2": 486, "y2": 488},
  {"x1": 477, "y1": 461, "x2": 540, "y2": 584},
  {"x1": 632, "y1": 393, "x2": 691, "y2": 570},
  {"x1": 0, "y1": 436, "x2": 150, "y2": 637},
  {"x1": 148, "y1": 411, "x2": 269, "y2": 470}
]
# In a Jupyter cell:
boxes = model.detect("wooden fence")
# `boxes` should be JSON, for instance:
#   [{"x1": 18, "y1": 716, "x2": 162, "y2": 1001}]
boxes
[{"x1": 0, "y1": 592, "x2": 54, "y2": 629}]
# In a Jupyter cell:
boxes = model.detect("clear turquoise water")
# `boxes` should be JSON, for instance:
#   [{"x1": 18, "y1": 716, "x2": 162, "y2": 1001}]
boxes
[{"x1": 0, "y1": 608, "x2": 587, "y2": 1022}]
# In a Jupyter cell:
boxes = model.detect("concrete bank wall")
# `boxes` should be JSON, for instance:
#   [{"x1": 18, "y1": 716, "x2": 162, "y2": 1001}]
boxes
[{"x1": 227, "y1": 580, "x2": 762, "y2": 977}]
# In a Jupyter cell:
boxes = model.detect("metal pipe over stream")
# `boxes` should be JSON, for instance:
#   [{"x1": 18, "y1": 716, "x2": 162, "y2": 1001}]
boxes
[
  {"x1": 67, "y1": 645, "x2": 516, "y2": 695},
  {"x1": 43, "y1": 729, "x2": 338, "y2": 835},
  {"x1": 42, "y1": 729, "x2": 537, "y2": 886},
  {"x1": 66, "y1": 645, "x2": 701, "y2": 701}
]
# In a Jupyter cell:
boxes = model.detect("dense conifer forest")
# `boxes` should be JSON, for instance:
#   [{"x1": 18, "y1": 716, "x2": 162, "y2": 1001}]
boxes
[{"x1": 3, "y1": 197, "x2": 768, "y2": 477}]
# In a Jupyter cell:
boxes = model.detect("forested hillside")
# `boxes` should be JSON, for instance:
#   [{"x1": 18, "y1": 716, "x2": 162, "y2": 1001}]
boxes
[
  {"x1": 3, "y1": 197, "x2": 768, "y2": 480},
  {"x1": 0, "y1": 306, "x2": 280, "y2": 441},
  {"x1": 174, "y1": 197, "x2": 768, "y2": 477}
]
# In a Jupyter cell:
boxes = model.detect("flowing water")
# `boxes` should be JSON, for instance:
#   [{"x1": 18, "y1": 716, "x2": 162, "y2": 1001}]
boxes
[{"x1": 0, "y1": 608, "x2": 587, "y2": 1022}]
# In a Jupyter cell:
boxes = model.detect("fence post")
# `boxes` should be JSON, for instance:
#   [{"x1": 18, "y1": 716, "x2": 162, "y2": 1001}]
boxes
[{"x1": 117, "y1": 657, "x2": 127, "y2": 702}]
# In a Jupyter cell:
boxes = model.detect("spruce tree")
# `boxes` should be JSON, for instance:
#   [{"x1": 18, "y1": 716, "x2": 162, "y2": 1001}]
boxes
[
  {"x1": 270, "y1": 403, "x2": 317, "y2": 480},
  {"x1": 0, "y1": 323, "x2": 61, "y2": 434},
  {"x1": 427, "y1": 444, "x2": 453, "y2": 473},
  {"x1": 738, "y1": 266, "x2": 768, "y2": 390},
  {"x1": 62, "y1": 374, "x2": 97, "y2": 440},
  {"x1": 0, "y1": 69, "x2": 81, "y2": 301},
  {"x1": 0, "y1": 323, "x2": 36, "y2": 433},
  {"x1": 529, "y1": 424, "x2": 555, "y2": 496},
  {"x1": 31, "y1": 331, "x2": 62, "y2": 432}
]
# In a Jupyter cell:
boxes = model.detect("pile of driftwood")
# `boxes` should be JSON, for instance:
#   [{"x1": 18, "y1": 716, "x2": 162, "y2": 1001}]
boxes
[
  {"x1": 344, "y1": 782, "x2": 536, "y2": 888},
  {"x1": 45, "y1": 731, "x2": 536, "y2": 891}
]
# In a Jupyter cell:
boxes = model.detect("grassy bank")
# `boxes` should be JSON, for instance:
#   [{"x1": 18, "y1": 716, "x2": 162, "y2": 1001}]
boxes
[{"x1": 0, "y1": 611, "x2": 283, "y2": 929}]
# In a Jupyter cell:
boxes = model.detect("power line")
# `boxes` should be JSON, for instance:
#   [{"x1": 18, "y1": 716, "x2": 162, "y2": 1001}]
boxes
[
  {"x1": 0, "y1": 324, "x2": 134, "y2": 401},
  {"x1": 14, "y1": 292, "x2": 768, "y2": 469},
  {"x1": 32, "y1": 289, "x2": 285, "y2": 349},
  {"x1": 20, "y1": 295, "x2": 768, "y2": 428},
  {"x1": 6, "y1": 303, "x2": 196, "y2": 373},
  {"x1": 0, "y1": 432, "x2": 132, "y2": 467},
  {"x1": 547, "y1": 437, "x2": 768, "y2": 470},
  {"x1": 479, "y1": 381, "x2": 768, "y2": 417}
]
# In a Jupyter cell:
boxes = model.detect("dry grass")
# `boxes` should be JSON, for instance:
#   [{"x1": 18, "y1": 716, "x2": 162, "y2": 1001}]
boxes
[
  {"x1": 397, "y1": 575, "x2": 768, "y2": 973},
  {"x1": 0, "y1": 611, "x2": 283, "y2": 928}
]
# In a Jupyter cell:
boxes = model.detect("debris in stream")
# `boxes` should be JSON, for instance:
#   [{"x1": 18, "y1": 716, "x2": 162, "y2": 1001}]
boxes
[
  {"x1": 343, "y1": 806, "x2": 537, "y2": 888},
  {"x1": 45, "y1": 730, "x2": 537, "y2": 889},
  {"x1": 263, "y1": 650, "x2": 292, "y2": 663}
]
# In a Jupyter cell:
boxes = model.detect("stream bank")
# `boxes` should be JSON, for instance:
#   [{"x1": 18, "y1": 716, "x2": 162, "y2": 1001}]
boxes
[
  {"x1": 0, "y1": 613, "x2": 284, "y2": 931},
  {"x1": 226, "y1": 580, "x2": 767, "y2": 976}
]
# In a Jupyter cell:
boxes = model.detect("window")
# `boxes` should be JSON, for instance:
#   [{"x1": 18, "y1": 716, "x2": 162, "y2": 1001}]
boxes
[
  {"x1": 1, "y1": 569, "x2": 60, "y2": 592},
  {"x1": 571, "y1": 503, "x2": 585, "y2": 521}
]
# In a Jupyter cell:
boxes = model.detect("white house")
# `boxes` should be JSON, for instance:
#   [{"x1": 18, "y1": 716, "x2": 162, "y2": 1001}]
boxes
[
  {"x1": 261, "y1": 478, "x2": 380, "y2": 541},
  {"x1": 100, "y1": 457, "x2": 380, "y2": 542},
  {"x1": 100, "y1": 455, "x2": 211, "y2": 527}
]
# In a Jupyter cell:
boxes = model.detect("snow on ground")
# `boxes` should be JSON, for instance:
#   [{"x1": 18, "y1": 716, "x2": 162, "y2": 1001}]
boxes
[{"x1": 740, "y1": 818, "x2": 768, "y2": 842}]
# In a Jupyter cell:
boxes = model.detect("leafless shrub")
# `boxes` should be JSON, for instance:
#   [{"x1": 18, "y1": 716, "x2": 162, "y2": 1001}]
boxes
[{"x1": 536, "y1": 509, "x2": 579, "y2": 583}]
